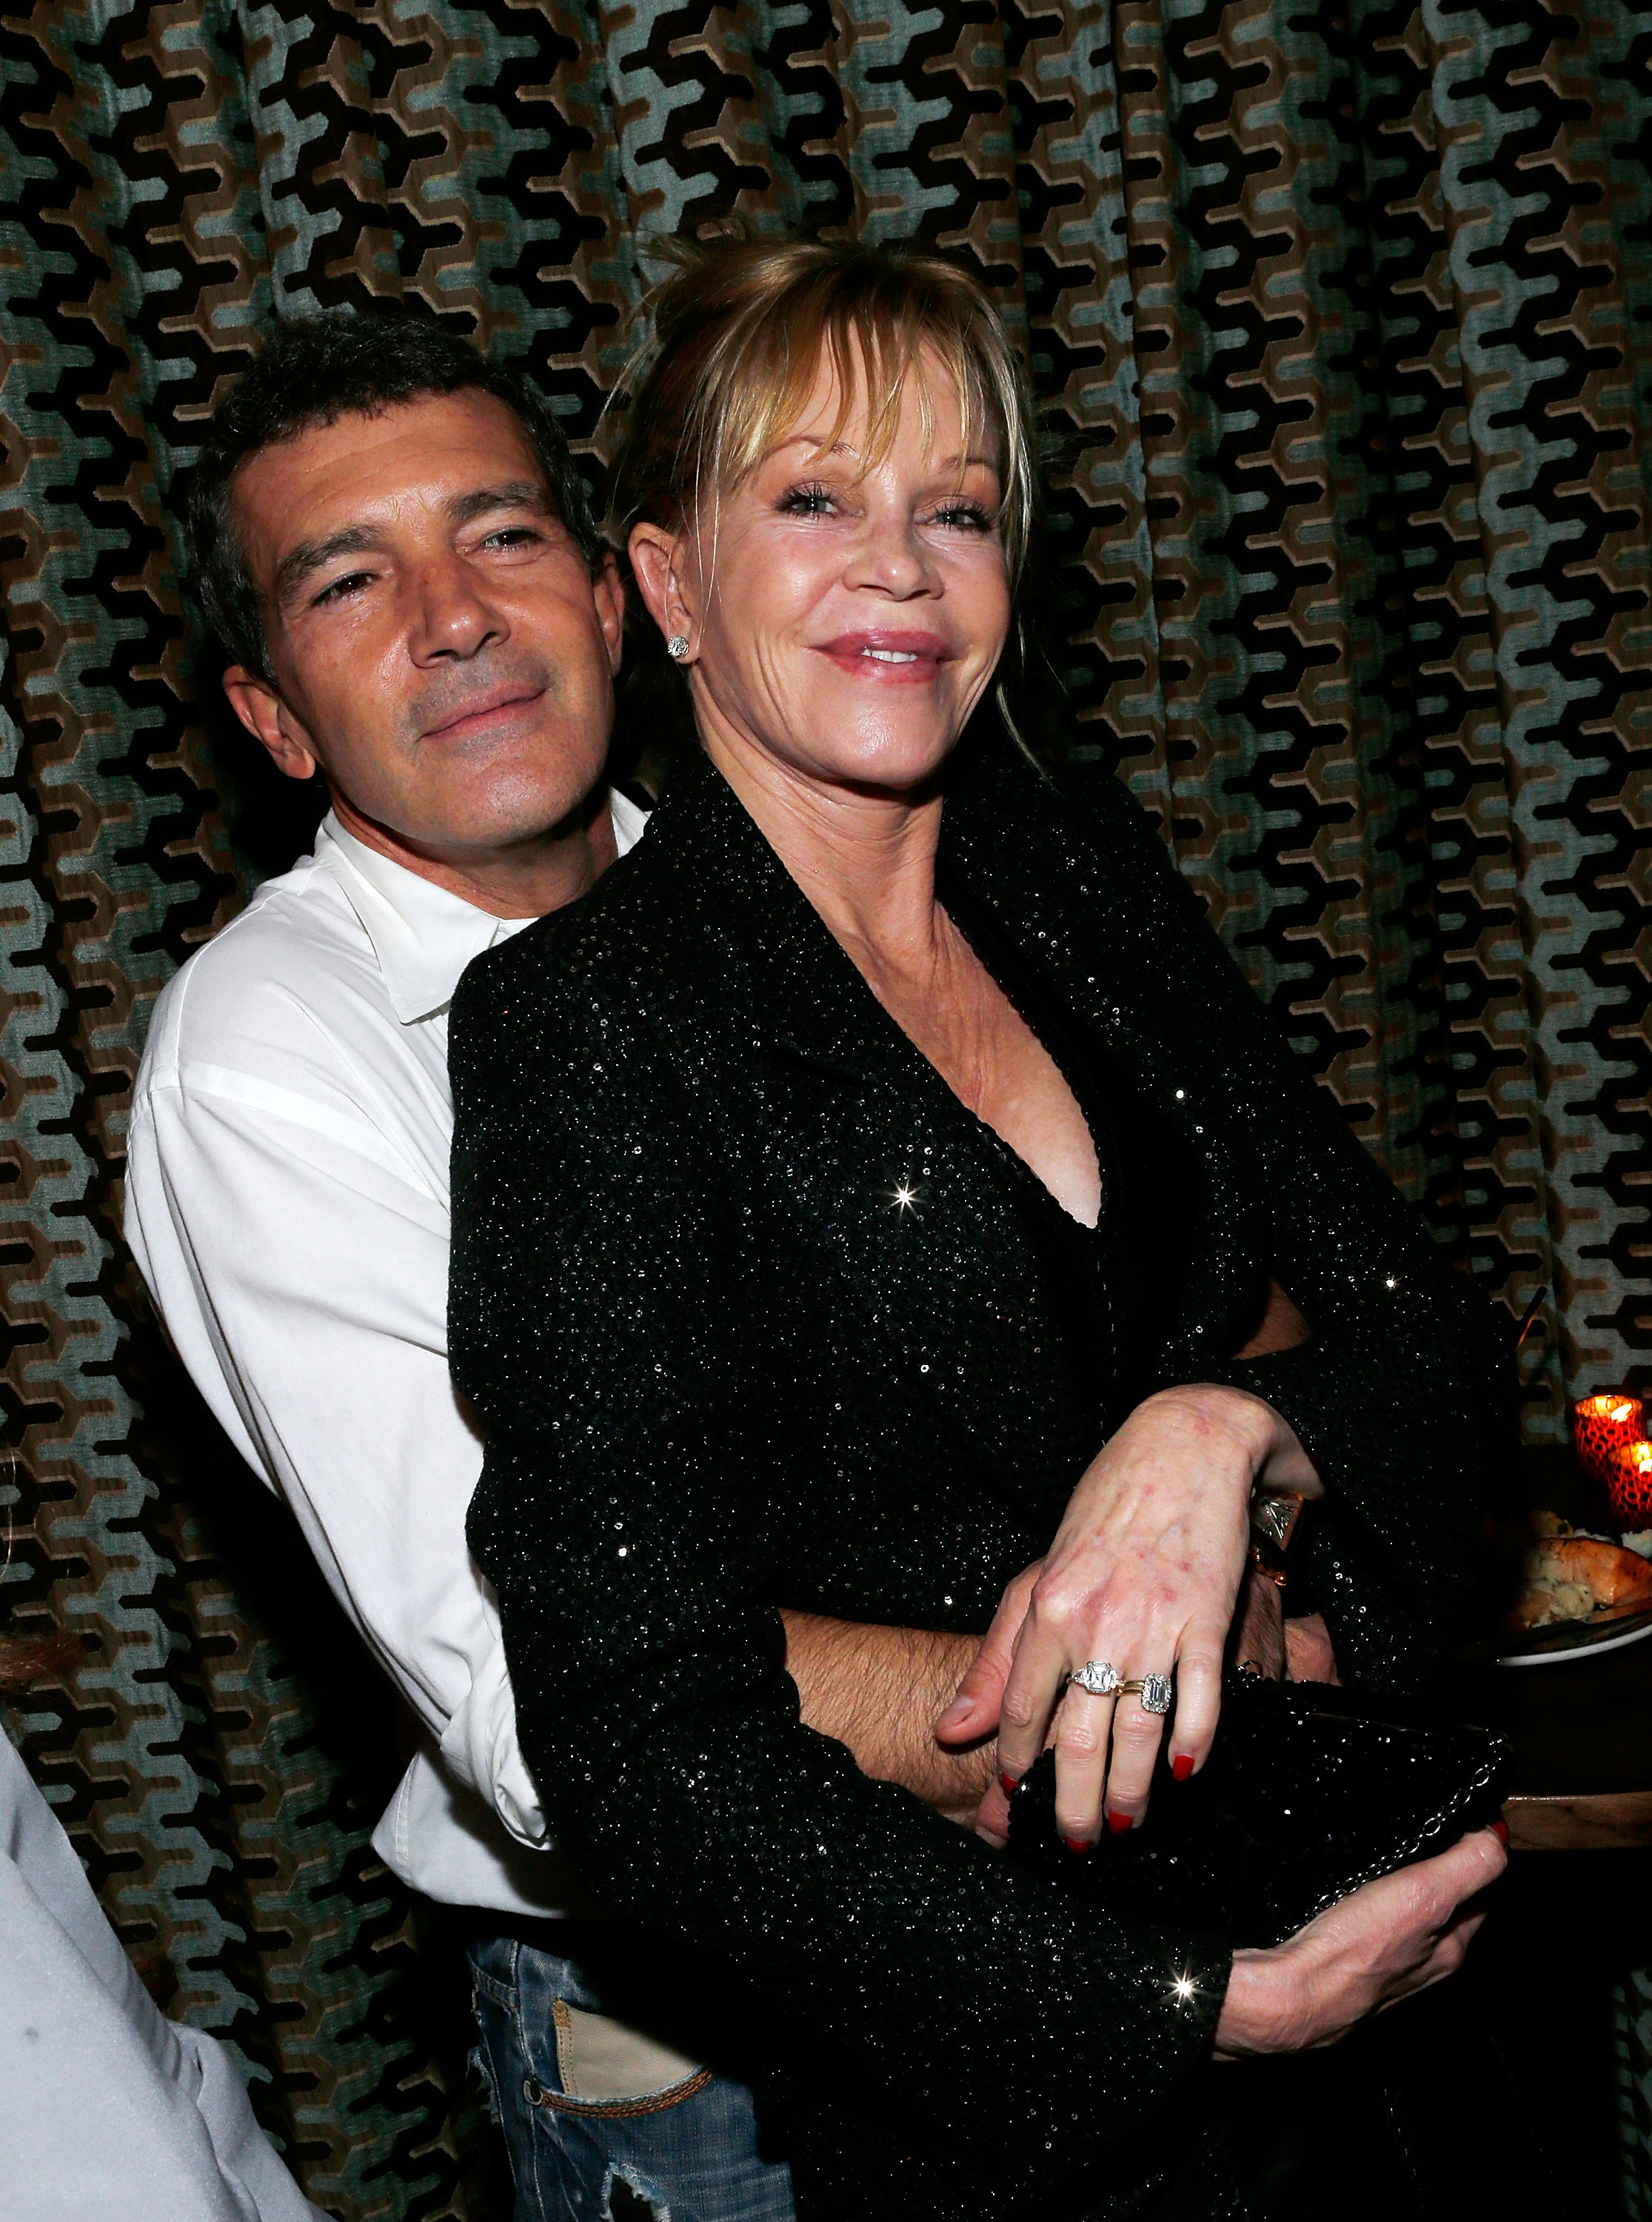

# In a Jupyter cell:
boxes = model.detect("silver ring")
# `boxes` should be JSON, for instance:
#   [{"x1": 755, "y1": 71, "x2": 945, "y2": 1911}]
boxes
[
  {"x1": 1070, "y1": 1658, "x2": 1121, "y2": 1698},
  {"x1": 1120, "y1": 1673, "x2": 1174, "y2": 1715}
]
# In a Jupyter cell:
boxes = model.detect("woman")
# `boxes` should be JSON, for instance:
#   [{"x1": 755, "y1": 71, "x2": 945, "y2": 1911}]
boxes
[{"x1": 449, "y1": 238, "x2": 1509, "y2": 2215}]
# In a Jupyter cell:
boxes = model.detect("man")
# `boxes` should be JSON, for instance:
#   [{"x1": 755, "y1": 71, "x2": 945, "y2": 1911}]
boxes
[
  {"x1": 125, "y1": 307, "x2": 1000, "y2": 2222},
  {"x1": 1, "y1": 1724, "x2": 322, "y2": 2222}
]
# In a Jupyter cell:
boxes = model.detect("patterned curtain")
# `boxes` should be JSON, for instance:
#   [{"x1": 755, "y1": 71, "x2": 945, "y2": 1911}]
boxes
[{"x1": 2, "y1": 3, "x2": 1649, "y2": 2215}]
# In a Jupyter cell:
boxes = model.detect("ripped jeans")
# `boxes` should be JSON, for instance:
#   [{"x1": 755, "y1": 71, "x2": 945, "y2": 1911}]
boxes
[{"x1": 466, "y1": 1924, "x2": 795, "y2": 2222}]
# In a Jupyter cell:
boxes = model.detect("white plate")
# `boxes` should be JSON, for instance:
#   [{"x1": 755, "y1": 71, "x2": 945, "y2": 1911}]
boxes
[{"x1": 1498, "y1": 1607, "x2": 1652, "y2": 1667}]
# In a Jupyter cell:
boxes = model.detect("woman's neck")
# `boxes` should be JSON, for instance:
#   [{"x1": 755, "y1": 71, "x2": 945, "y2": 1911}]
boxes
[{"x1": 700, "y1": 718, "x2": 948, "y2": 978}]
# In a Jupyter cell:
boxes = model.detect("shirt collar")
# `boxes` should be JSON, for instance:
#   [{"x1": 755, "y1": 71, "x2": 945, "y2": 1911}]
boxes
[{"x1": 318, "y1": 787, "x2": 647, "y2": 1025}]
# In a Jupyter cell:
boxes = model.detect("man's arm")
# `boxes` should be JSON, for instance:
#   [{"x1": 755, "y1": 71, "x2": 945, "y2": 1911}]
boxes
[
  {"x1": 129, "y1": 1075, "x2": 987, "y2": 1841},
  {"x1": 781, "y1": 1612, "x2": 997, "y2": 1824},
  {"x1": 127, "y1": 1069, "x2": 554, "y2": 1841},
  {"x1": 790, "y1": 1282, "x2": 1334, "y2": 1829}
]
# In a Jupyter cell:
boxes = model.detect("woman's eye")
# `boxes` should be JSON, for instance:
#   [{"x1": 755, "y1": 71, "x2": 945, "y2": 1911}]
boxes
[
  {"x1": 932, "y1": 501, "x2": 994, "y2": 533},
  {"x1": 777, "y1": 483, "x2": 838, "y2": 518}
]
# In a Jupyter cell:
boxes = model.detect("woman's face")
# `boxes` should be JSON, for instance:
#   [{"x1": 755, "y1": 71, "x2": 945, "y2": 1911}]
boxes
[{"x1": 644, "y1": 348, "x2": 1011, "y2": 798}]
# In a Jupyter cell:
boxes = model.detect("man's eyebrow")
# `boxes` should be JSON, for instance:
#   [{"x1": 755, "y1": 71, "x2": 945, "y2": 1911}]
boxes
[
  {"x1": 272, "y1": 483, "x2": 557, "y2": 609},
  {"x1": 274, "y1": 525, "x2": 381, "y2": 608},
  {"x1": 444, "y1": 481, "x2": 557, "y2": 530}
]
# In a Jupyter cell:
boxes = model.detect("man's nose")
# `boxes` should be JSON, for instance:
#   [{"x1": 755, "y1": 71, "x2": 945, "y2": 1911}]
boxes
[{"x1": 408, "y1": 555, "x2": 506, "y2": 660}]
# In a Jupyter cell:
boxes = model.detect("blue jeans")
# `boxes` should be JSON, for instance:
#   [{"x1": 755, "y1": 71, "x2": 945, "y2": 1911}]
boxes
[{"x1": 466, "y1": 1926, "x2": 795, "y2": 2222}]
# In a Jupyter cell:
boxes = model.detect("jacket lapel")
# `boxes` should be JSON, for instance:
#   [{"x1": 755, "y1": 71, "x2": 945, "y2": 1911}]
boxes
[
  {"x1": 652, "y1": 761, "x2": 1095, "y2": 1505},
  {"x1": 937, "y1": 745, "x2": 1268, "y2": 1362}
]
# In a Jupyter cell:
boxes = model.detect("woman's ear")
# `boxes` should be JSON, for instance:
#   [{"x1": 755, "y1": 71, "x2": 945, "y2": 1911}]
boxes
[{"x1": 628, "y1": 524, "x2": 698, "y2": 658}]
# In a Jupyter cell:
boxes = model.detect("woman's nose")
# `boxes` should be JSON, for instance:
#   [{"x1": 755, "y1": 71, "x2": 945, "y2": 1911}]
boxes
[
  {"x1": 846, "y1": 516, "x2": 939, "y2": 597},
  {"x1": 409, "y1": 557, "x2": 506, "y2": 659}
]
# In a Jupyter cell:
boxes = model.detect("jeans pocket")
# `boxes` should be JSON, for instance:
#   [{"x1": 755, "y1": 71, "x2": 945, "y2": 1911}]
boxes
[{"x1": 527, "y1": 2000, "x2": 710, "y2": 2118}]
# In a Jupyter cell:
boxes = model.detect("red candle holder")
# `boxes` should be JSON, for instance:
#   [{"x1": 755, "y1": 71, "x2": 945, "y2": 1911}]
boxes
[{"x1": 1571, "y1": 1392, "x2": 1652, "y2": 1527}]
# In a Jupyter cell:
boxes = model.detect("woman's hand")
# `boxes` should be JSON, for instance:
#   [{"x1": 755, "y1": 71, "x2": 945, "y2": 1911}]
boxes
[
  {"x1": 992, "y1": 1385, "x2": 1318, "y2": 1845},
  {"x1": 1214, "y1": 1827, "x2": 1508, "y2": 2056}
]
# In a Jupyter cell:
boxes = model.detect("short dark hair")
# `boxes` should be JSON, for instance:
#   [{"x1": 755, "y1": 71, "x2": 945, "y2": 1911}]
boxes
[{"x1": 179, "y1": 304, "x2": 603, "y2": 680}]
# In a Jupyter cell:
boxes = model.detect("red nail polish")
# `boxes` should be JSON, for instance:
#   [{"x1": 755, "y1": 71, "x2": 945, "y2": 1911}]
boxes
[
  {"x1": 1491, "y1": 1820, "x2": 1509, "y2": 1848},
  {"x1": 999, "y1": 1772, "x2": 1019, "y2": 1797},
  {"x1": 1171, "y1": 1753, "x2": 1194, "y2": 1783},
  {"x1": 1063, "y1": 1835, "x2": 1089, "y2": 1855},
  {"x1": 1107, "y1": 1809, "x2": 1134, "y2": 1835}
]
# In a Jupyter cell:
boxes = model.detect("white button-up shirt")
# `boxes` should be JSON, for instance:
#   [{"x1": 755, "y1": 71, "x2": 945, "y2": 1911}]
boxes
[
  {"x1": 124, "y1": 796, "x2": 646, "y2": 1917},
  {"x1": 1, "y1": 1729, "x2": 323, "y2": 2221}
]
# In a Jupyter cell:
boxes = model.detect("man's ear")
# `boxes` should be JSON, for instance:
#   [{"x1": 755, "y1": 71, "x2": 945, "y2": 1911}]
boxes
[
  {"x1": 627, "y1": 524, "x2": 697, "y2": 659},
  {"x1": 591, "y1": 549, "x2": 626, "y2": 675},
  {"x1": 221, "y1": 666, "x2": 321, "y2": 784}
]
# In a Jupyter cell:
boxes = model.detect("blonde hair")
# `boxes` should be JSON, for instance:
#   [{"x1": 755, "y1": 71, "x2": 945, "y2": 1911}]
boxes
[{"x1": 605, "y1": 234, "x2": 1037, "y2": 591}]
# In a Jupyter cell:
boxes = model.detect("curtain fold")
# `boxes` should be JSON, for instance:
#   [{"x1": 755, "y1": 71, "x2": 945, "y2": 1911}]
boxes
[{"x1": 3, "y1": 3, "x2": 1649, "y2": 2213}]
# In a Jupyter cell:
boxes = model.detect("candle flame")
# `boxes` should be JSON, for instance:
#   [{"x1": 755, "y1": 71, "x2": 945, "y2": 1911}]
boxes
[{"x1": 1579, "y1": 1394, "x2": 1639, "y2": 1424}]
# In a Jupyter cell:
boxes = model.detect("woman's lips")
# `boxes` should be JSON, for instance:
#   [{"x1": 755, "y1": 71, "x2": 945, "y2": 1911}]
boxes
[{"x1": 815, "y1": 631, "x2": 951, "y2": 682}]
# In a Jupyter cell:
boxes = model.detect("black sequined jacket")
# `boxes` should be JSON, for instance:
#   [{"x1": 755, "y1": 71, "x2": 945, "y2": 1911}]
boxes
[{"x1": 449, "y1": 741, "x2": 1509, "y2": 2214}]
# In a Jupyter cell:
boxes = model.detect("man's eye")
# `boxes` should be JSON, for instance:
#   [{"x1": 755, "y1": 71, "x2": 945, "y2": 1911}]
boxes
[
  {"x1": 313, "y1": 570, "x2": 374, "y2": 607},
  {"x1": 480, "y1": 526, "x2": 543, "y2": 550},
  {"x1": 777, "y1": 483, "x2": 838, "y2": 518}
]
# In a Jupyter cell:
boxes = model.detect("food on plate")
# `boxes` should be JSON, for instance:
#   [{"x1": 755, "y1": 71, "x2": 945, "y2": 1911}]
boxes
[{"x1": 1511, "y1": 1515, "x2": 1652, "y2": 1632}]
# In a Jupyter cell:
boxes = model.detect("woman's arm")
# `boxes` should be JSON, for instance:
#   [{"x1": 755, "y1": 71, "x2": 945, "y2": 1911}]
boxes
[
  {"x1": 1055, "y1": 761, "x2": 1511, "y2": 1678},
  {"x1": 448, "y1": 927, "x2": 1231, "y2": 2206},
  {"x1": 1074, "y1": 769, "x2": 1512, "y2": 1679},
  {"x1": 948, "y1": 758, "x2": 1512, "y2": 1838}
]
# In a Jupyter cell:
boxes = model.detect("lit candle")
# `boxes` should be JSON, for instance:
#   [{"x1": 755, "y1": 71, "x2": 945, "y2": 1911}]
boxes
[
  {"x1": 1571, "y1": 1393, "x2": 1652, "y2": 1527},
  {"x1": 1608, "y1": 1438, "x2": 1652, "y2": 1530}
]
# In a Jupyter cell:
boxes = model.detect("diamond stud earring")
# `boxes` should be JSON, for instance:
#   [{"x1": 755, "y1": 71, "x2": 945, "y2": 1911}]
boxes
[{"x1": 666, "y1": 634, "x2": 690, "y2": 661}]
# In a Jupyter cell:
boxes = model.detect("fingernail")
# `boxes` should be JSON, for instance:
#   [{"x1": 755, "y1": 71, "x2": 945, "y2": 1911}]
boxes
[
  {"x1": 937, "y1": 1698, "x2": 972, "y2": 1732},
  {"x1": 999, "y1": 1771, "x2": 1020, "y2": 1797},
  {"x1": 1171, "y1": 1753, "x2": 1194, "y2": 1782},
  {"x1": 975, "y1": 1824, "x2": 1008, "y2": 1850},
  {"x1": 1063, "y1": 1835, "x2": 1090, "y2": 1855},
  {"x1": 1491, "y1": 1820, "x2": 1509, "y2": 1848},
  {"x1": 1106, "y1": 1809, "x2": 1134, "y2": 1835}
]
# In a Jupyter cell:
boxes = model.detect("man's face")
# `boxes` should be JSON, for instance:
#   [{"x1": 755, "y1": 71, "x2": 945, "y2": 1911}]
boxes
[{"x1": 223, "y1": 390, "x2": 623, "y2": 867}]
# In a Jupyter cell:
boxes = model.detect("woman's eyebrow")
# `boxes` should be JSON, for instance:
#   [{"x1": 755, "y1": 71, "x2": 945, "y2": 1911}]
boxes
[
  {"x1": 766, "y1": 436, "x2": 997, "y2": 471},
  {"x1": 769, "y1": 435, "x2": 860, "y2": 461}
]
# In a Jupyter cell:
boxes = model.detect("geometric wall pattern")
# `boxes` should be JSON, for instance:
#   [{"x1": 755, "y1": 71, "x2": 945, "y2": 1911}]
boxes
[{"x1": 2, "y1": 3, "x2": 1649, "y2": 2212}]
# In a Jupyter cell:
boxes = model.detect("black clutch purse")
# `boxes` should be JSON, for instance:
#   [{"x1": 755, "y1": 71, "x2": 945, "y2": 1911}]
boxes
[{"x1": 1005, "y1": 1671, "x2": 1508, "y2": 1949}]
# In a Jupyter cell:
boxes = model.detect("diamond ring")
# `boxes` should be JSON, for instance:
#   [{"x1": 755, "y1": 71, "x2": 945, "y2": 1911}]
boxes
[
  {"x1": 1120, "y1": 1673, "x2": 1174, "y2": 1715},
  {"x1": 1070, "y1": 1658, "x2": 1122, "y2": 1698}
]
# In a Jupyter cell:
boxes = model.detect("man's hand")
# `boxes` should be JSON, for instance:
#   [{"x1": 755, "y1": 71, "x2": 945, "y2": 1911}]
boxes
[
  {"x1": 780, "y1": 1611, "x2": 999, "y2": 1824},
  {"x1": 1285, "y1": 1612, "x2": 1337, "y2": 1684},
  {"x1": 931, "y1": 1561, "x2": 1041, "y2": 1844},
  {"x1": 1231, "y1": 1575, "x2": 1338, "y2": 1686}
]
